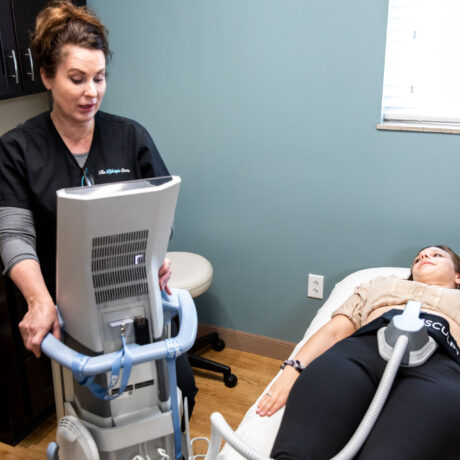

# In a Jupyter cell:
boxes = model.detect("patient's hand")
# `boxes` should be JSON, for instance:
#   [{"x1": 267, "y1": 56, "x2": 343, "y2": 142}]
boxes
[{"x1": 256, "y1": 366, "x2": 299, "y2": 417}]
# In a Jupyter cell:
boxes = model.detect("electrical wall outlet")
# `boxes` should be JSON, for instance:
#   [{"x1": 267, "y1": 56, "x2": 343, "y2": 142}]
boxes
[{"x1": 308, "y1": 274, "x2": 324, "y2": 299}]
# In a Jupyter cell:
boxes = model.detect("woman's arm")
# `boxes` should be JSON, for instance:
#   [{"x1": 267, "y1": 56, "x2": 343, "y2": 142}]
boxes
[
  {"x1": 0, "y1": 140, "x2": 56, "y2": 356},
  {"x1": 0, "y1": 207, "x2": 58, "y2": 357},
  {"x1": 10, "y1": 259, "x2": 60, "y2": 358},
  {"x1": 256, "y1": 314, "x2": 356, "y2": 417},
  {"x1": 0, "y1": 207, "x2": 38, "y2": 274}
]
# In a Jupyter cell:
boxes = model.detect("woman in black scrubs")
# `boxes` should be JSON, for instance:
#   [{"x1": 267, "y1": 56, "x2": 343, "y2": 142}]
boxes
[{"x1": 0, "y1": 0, "x2": 197, "y2": 414}]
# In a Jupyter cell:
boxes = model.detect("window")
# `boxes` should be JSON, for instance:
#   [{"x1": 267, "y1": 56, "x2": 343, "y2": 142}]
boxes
[{"x1": 379, "y1": 0, "x2": 460, "y2": 133}]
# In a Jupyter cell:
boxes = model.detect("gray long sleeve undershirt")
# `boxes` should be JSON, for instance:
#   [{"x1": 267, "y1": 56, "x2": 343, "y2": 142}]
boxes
[
  {"x1": 0, "y1": 207, "x2": 39, "y2": 275},
  {"x1": 0, "y1": 154, "x2": 89, "y2": 275}
]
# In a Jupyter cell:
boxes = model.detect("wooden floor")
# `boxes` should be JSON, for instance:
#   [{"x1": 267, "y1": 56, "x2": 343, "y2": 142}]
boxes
[{"x1": 1, "y1": 347, "x2": 280, "y2": 459}]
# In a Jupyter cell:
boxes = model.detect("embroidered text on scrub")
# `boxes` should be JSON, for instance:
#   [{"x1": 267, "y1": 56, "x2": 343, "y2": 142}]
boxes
[{"x1": 98, "y1": 168, "x2": 131, "y2": 175}]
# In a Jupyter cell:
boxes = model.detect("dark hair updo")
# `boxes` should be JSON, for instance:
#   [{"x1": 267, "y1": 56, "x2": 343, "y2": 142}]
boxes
[{"x1": 31, "y1": 0, "x2": 111, "y2": 78}]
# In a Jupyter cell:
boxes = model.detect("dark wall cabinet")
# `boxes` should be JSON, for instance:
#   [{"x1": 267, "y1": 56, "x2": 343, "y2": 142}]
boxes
[
  {"x1": 0, "y1": 0, "x2": 87, "y2": 100},
  {"x1": 0, "y1": 275, "x2": 55, "y2": 445},
  {"x1": 0, "y1": 0, "x2": 48, "y2": 99}
]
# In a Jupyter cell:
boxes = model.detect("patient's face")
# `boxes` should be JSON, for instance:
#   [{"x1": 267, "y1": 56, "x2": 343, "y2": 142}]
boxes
[{"x1": 411, "y1": 247, "x2": 460, "y2": 288}]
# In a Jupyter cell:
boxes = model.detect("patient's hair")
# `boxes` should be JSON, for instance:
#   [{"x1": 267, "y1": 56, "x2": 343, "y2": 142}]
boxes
[
  {"x1": 31, "y1": 0, "x2": 111, "y2": 78},
  {"x1": 408, "y1": 245, "x2": 460, "y2": 280}
]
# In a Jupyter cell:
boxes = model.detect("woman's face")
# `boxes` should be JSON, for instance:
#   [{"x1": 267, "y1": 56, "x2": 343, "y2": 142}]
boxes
[
  {"x1": 411, "y1": 247, "x2": 460, "y2": 288},
  {"x1": 41, "y1": 44, "x2": 106, "y2": 125}
]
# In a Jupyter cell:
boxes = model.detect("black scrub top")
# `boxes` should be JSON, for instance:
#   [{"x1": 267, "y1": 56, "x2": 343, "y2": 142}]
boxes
[{"x1": 0, "y1": 110, "x2": 169, "y2": 297}]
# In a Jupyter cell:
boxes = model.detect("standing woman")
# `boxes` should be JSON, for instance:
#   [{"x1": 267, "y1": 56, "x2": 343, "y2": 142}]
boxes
[{"x1": 0, "y1": 0, "x2": 197, "y2": 413}]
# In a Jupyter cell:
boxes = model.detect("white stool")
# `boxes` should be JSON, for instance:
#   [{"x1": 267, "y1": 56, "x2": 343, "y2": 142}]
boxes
[{"x1": 167, "y1": 252, "x2": 237, "y2": 387}]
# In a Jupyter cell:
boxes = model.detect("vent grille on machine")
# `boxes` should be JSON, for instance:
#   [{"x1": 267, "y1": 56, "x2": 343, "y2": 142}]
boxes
[{"x1": 91, "y1": 230, "x2": 149, "y2": 304}]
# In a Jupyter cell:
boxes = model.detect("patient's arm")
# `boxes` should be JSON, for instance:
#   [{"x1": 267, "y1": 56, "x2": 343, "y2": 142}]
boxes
[{"x1": 256, "y1": 314, "x2": 355, "y2": 417}]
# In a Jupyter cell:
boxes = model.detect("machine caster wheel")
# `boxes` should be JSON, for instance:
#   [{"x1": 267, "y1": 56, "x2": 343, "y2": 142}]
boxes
[
  {"x1": 212, "y1": 338, "x2": 225, "y2": 351},
  {"x1": 224, "y1": 373, "x2": 238, "y2": 388}
]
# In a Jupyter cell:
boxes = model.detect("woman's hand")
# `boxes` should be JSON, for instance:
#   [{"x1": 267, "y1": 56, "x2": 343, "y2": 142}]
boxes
[
  {"x1": 10, "y1": 260, "x2": 61, "y2": 358},
  {"x1": 256, "y1": 316, "x2": 356, "y2": 418},
  {"x1": 159, "y1": 257, "x2": 172, "y2": 294},
  {"x1": 19, "y1": 298, "x2": 60, "y2": 358},
  {"x1": 256, "y1": 366, "x2": 300, "y2": 417}
]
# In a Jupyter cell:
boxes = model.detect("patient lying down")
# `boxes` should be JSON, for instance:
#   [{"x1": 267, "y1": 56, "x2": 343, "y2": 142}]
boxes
[{"x1": 257, "y1": 245, "x2": 460, "y2": 459}]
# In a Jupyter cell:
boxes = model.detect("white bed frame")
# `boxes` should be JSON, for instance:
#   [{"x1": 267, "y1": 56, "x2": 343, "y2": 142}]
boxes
[{"x1": 217, "y1": 266, "x2": 410, "y2": 459}]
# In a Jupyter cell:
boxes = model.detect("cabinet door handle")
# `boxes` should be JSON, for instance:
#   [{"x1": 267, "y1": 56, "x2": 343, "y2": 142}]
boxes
[
  {"x1": 23, "y1": 48, "x2": 35, "y2": 81},
  {"x1": 8, "y1": 50, "x2": 19, "y2": 84}
]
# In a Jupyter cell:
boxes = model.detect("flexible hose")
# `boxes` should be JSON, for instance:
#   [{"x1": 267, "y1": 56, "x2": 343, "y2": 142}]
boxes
[
  {"x1": 205, "y1": 412, "x2": 272, "y2": 460},
  {"x1": 330, "y1": 334, "x2": 409, "y2": 460}
]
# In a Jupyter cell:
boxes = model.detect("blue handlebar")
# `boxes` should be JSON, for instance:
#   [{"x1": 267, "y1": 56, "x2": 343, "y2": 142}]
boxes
[{"x1": 41, "y1": 288, "x2": 198, "y2": 376}]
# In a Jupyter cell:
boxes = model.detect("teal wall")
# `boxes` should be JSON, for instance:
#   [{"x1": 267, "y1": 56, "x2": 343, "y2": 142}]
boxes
[{"x1": 88, "y1": 0, "x2": 459, "y2": 342}]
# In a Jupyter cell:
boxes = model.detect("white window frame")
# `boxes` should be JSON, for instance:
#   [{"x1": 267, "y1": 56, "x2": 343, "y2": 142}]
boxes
[{"x1": 378, "y1": 0, "x2": 460, "y2": 134}]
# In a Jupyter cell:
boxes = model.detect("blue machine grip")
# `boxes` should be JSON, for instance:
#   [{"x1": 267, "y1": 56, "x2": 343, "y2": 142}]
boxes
[{"x1": 41, "y1": 288, "x2": 198, "y2": 375}]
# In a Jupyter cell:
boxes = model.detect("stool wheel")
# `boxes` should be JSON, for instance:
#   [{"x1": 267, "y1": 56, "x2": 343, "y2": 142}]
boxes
[
  {"x1": 224, "y1": 373, "x2": 238, "y2": 388},
  {"x1": 212, "y1": 338, "x2": 225, "y2": 352}
]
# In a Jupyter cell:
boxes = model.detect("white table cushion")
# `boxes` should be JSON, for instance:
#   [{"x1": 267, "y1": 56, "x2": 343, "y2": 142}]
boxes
[
  {"x1": 166, "y1": 251, "x2": 213, "y2": 298},
  {"x1": 217, "y1": 266, "x2": 410, "y2": 459}
]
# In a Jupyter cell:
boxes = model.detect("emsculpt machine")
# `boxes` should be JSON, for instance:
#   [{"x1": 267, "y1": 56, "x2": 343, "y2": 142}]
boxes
[{"x1": 42, "y1": 176, "x2": 198, "y2": 460}]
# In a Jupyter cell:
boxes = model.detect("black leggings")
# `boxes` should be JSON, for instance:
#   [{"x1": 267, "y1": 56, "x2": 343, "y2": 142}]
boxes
[{"x1": 271, "y1": 333, "x2": 460, "y2": 460}]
